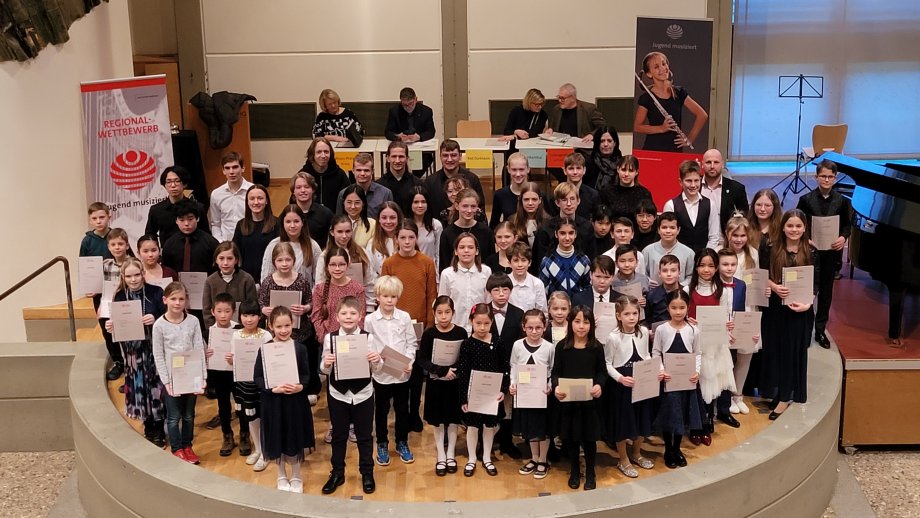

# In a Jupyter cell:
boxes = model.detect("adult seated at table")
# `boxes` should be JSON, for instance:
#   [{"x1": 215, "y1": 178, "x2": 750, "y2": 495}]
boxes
[
  {"x1": 545, "y1": 83, "x2": 606, "y2": 182},
  {"x1": 335, "y1": 152, "x2": 393, "y2": 219},
  {"x1": 377, "y1": 140, "x2": 422, "y2": 215},
  {"x1": 146, "y1": 166, "x2": 209, "y2": 245},
  {"x1": 312, "y1": 88, "x2": 364, "y2": 145},
  {"x1": 424, "y1": 139, "x2": 485, "y2": 220},
  {"x1": 498, "y1": 88, "x2": 549, "y2": 142},
  {"x1": 301, "y1": 137, "x2": 350, "y2": 210},
  {"x1": 586, "y1": 126, "x2": 623, "y2": 192},
  {"x1": 385, "y1": 87, "x2": 436, "y2": 176}
]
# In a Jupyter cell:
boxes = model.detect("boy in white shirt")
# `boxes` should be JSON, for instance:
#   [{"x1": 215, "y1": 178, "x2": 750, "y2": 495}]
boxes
[
  {"x1": 364, "y1": 275, "x2": 418, "y2": 466},
  {"x1": 507, "y1": 241, "x2": 548, "y2": 316},
  {"x1": 209, "y1": 151, "x2": 253, "y2": 241}
]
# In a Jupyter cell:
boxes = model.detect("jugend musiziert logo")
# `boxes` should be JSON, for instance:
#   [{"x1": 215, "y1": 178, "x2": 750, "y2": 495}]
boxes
[
  {"x1": 109, "y1": 150, "x2": 157, "y2": 191},
  {"x1": 666, "y1": 24, "x2": 683, "y2": 40}
]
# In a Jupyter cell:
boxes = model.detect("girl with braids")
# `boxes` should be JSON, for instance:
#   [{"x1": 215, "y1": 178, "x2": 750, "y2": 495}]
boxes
[{"x1": 310, "y1": 246, "x2": 366, "y2": 343}]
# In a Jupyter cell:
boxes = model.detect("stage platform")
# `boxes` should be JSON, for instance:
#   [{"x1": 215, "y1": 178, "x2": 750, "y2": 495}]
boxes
[{"x1": 827, "y1": 270, "x2": 920, "y2": 447}]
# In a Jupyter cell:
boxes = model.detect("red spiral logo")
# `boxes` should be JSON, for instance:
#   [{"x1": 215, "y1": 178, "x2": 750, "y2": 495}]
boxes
[{"x1": 109, "y1": 150, "x2": 157, "y2": 191}]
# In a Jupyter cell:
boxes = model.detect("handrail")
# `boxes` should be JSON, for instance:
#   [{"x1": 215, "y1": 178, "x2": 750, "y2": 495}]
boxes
[{"x1": 0, "y1": 256, "x2": 76, "y2": 341}]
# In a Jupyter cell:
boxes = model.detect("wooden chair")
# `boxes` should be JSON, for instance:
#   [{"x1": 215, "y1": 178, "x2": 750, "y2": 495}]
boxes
[{"x1": 803, "y1": 123, "x2": 848, "y2": 165}]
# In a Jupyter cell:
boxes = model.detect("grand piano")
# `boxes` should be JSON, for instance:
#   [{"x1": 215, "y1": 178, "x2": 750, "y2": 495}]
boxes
[{"x1": 821, "y1": 152, "x2": 920, "y2": 342}]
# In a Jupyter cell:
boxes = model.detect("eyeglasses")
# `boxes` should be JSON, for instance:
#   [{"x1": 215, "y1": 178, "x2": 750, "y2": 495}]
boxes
[
  {"x1": 524, "y1": 326, "x2": 545, "y2": 332},
  {"x1": 165, "y1": 179, "x2": 183, "y2": 185},
  {"x1": 816, "y1": 175, "x2": 835, "y2": 180},
  {"x1": 556, "y1": 95, "x2": 571, "y2": 101}
]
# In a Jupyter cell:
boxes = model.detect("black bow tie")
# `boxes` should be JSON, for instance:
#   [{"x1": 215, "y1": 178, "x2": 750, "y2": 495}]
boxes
[{"x1": 492, "y1": 307, "x2": 506, "y2": 316}]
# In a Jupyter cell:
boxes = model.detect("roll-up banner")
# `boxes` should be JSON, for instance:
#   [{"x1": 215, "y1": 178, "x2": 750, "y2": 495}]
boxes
[{"x1": 81, "y1": 75, "x2": 173, "y2": 243}]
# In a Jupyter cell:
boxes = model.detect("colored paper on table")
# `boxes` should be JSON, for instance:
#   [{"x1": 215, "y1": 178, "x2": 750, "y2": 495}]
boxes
[
  {"x1": 546, "y1": 148, "x2": 572, "y2": 168},
  {"x1": 464, "y1": 149, "x2": 493, "y2": 169},
  {"x1": 334, "y1": 150, "x2": 358, "y2": 171},
  {"x1": 408, "y1": 150, "x2": 423, "y2": 170},
  {"x1": 521, "y1": 148, "x2": 546, "y2": 168}
]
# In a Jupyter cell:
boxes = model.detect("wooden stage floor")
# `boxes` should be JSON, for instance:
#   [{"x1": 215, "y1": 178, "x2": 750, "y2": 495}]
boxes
[{"x1": 107, "y1": 380, "x2": 772, "y2": 502}]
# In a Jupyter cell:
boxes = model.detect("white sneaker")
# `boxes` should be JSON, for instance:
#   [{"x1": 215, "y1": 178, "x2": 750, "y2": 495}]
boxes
[
  {"x1": 253, "y1": 455, "x2": 270, "y2": 472},
  {"x1": 348, "y1": 424, "x2": 357, "y2": 443},
  {"x1": 245, "y1": 451, "x2": 260, "y2": 465},
  {"x1": 729, "y1": 397, "x2": 740, "y2": 414},
  {"x1": 736, "y1": 398, "x2": 750, "y2": 415},
  {"x1": 308, "y1": 394, "x2": 318, "y2": 406},
  {"x1": 277, "y1": 476, "x2": 290, "y2": 491},
  {"x1": 289, "y1": 477, "x2": 303, "y2": 493}
]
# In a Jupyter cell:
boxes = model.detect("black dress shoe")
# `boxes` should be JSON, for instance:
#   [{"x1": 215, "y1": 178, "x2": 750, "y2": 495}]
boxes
[
  {"x1": 568, "y1": 471, "x2": 581, "y2": 489},
  {"x1": 106, "y1": 362, "x2": 124, "y2": 381},
  {"x1": 362, "y1": 473, "x2": 376, "y2": 494},
  {"x1": 675, "y1": 450, "x2": 688, "y2": 467},
  {"x1": 664, "y1": 451, "x2": 678, "y2": 469},
  {"x1": 584, "y1": 474, "x2": 596, "y2": 490},
  {"x1": 769, "y1": 410, "x2": 783, "y2": 421},
  {"x1": 322, "y1": 472, "x2": 345, "y2": 494},
  {"x1": 768, "y1": 399, "x2": 780, "y2": 411},
  {"x1": 717, "y1": 413, "x2": 741, "y2": 428},
  {"x1": 815, "y1": 333, "x2": 831, "y2": 349}
]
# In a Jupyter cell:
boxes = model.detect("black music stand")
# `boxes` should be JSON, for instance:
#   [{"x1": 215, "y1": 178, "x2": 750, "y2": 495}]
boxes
[{"x1": 773, "y1": 75, "x2": 824, "y2": 201}]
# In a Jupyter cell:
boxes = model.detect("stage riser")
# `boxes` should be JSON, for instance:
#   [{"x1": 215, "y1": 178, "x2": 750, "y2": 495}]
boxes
[{"x1": 842, "y1": 368, "x2": 920, "y2": 446}]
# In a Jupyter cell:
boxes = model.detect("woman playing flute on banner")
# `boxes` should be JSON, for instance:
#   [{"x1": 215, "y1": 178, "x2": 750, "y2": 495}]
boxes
[{"x1": 633, "y1": 52, "x2": 708, "y2": 152}]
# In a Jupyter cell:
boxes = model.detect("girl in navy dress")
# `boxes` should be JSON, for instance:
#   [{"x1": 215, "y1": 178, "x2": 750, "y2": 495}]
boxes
[
  {"x1": 652, "y1": 289, "x2": 707, "y2": 469},
  {"x1": 605, "y1": 294, "x2": 658, "y2": 478}
]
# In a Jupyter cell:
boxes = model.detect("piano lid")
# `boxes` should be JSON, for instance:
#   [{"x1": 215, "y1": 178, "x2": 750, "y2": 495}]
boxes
[{"x1": 820, "y1": 152, "x2": 920, "y2": 236}]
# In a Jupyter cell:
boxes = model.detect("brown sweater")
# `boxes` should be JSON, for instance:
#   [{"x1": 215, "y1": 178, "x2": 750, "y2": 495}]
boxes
[
  {"x1": 380, "y1": 251, "x2": 437, "y2": 328},
  {"x1": 202, "y1": 269, "x2": 258, "y2": 328}
]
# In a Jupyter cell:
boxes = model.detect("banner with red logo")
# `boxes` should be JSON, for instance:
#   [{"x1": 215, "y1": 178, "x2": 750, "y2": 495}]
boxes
[{"x1": 81, "y1": 75, "x2": 173, "y2": 244}]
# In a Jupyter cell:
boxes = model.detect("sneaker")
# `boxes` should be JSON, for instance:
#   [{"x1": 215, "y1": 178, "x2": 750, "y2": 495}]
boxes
[
  {"x1": 396, "y1": 441, "x2": 415, "y2": 464},
  {"x1": 289, "y1": 477, "x2": 303, "y2": 493},
  {"x1": 348, "y1": 425, "x2": 357, "y2": 443},
  {"x1": 245, "y1": 452, "x2": 260, "y2": 465},
  {"x1": 324, "y1": 427, "x2": 333, "y2": 444},
  {"x1": 183, "y1": 446, "x2": 200, "y2": 465},
  {"x1": 736, "y1": 397, "x2": 750, "y2": 415},
  {"x1": 277, "y1": 476, "x2": 290, "y2": 492},
  {"x1": 533, "y1": 462, "x2": 549, "y2": 479},
  {"x1": 253, "y1": 455, "x2": 270, "y2": 472},
  {"x1": 729, "y1": 398, "x2": 740, "y2": 414},
  {"x1": 172, "y1": 449, "x2": 188, "y2": 462},
  {"x1": 376, "y1": 443, "x2": 391, "y2": 466},
  {"x1": 308, "y1": 394, "x2": 318, "y2": 406}
]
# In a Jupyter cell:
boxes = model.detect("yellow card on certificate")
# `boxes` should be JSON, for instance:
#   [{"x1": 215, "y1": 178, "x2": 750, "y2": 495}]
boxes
[
  {"x1": 518, "y1": 371, "x2": 531, "y2": 384},
  {"x1": 464, "y1": 149, "x2": 493, "y2": 169},
  {"x1": 786, "y1": 271, "x2": 798, "y2": 282},
  {"x1": 338, "y1": 341, "x2": 350, "y2": 354},
  {"x1": 743, "y1": 273, "x2": 753, "y2": 284},
  {"x1": 172, "y1": 355, "x2": 185, "y2": 368}
]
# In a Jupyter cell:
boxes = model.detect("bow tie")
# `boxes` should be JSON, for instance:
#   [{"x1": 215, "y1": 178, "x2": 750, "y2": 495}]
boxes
[
  {"x1": 723, "y1": 282, "x2": 735, "y2": 288},
  {"x1": 492, "y1": 307, "x2": 506, "y2": 316}
]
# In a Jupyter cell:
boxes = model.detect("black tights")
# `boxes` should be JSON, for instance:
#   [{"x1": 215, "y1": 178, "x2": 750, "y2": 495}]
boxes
[
  {"x1": 662, "y1": 432, "x2": 683, "y2": 453},
  {"x1": 568, "y1": 440, "x2": 597, "y2": 476}
]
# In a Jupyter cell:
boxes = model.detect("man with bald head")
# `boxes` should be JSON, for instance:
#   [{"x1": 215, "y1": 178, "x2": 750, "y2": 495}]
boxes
[
  {"x1": 701, "y1": 149, "x2": 749, "y2": 239},
  {"x1": 547, "y1": 83, "x2": 607, "y2": 143}
]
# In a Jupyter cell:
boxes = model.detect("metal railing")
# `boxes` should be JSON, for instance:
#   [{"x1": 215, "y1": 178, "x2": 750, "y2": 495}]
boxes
[{"x1": 0, "y1": 256, "x2": 76, "y2": 341}]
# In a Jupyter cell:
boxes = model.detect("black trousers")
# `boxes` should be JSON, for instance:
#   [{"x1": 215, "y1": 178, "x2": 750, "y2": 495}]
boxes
[
  {"x1": 568, "y1": 441, "x2": 597, "y2": 475},
  {"x1": 208, "y1": 370, "x2": 244, "y2": 435},
  {"x1": 373, "y1": 380, "x2": 410, "y2": 444},
  {"x1": 814, "y1": 250, "x2": 840, "y2": 335},
  {"x1": 328, "y1": 394, "x2": 375, "y2": 475},
  {"x1": 93, "y1": 294, "x2": 123, "y2": 365},
  {"x1": 408, "y1": 364, "x2": 424, "y2": 424}
]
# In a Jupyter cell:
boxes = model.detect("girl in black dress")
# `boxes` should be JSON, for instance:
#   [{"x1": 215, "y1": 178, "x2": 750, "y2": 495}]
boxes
[
  {"x1": 456, "y1": 303, "x2": 508, "y2": 477},
  {"x1": 552, "y1": 305, "x2": 607, "y2": 491},
  {"x1": 253, "y1": 306, "x2": 314, "y2": 493},
  {"x1": 416, "y1": 296, "x2": 468, "y2": 476}
]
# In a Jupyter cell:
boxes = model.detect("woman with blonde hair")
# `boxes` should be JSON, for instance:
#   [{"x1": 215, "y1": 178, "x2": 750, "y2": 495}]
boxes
[{"x1": 312, "y1": 88, "x2": 364, "y2": 144}]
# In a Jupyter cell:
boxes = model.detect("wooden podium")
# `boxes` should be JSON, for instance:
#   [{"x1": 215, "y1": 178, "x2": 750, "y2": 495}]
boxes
[{"x1": 186, "y1": 101, "x2": 253, "y2": 193}]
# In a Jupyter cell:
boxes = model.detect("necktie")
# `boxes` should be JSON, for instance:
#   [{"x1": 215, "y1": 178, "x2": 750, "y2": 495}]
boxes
[
  {"x1": 183, "y1": 237, "x2": 191, "y2": 272},
  {"x1": 598, "y1": 293, "x2": 604, "y2": 302}
]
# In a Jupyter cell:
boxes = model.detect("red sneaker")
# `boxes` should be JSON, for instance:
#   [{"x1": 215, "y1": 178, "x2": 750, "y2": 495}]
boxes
[
  {"x1": 173, "y1": 449, "x2": 189, "y2": 462},
  {"x1": 183, "y1": 446, "x2": 200, "y2": 464}
]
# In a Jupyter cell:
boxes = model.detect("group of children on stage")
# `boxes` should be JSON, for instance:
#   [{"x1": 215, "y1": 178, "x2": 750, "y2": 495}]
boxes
[{"x1": 77, "y1": 147, "x2": 847, "y2": 495}]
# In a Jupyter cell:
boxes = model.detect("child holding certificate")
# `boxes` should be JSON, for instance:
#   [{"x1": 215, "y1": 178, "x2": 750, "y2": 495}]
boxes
[
  {"x1": 254, "y1": 306, "x2": 314, "y2": 493},
  {"x1": 101, "y1": 228, "x2": 135, "y2": 385},
  {"x1": 646, "y1": 255, "x2": 684, "y2": 329},
  {"x1": 724, "y1": 215, "x2": 760, "y2": 272},
  {"x1": 544, "y1": 291, "x2": 571, "y2": 345},
  {"x1": 315, "y1": 215, "x2": 376, "y2": 314},
  {"x1": 509, "y1": 310, "x2": 555, "y2": 480},
  {"x1": 551, "y1": 305, "x2": 606, "y2": 491},
  {"x1": 456, "y1": 303, "x2": 508, "y2": 477},
  {"x1": 105, "y1": 258, "x2": 166, "y2": 447},
  {"x1": 759, "y1": 209, "x2": 816, "y2": 420},
  {"x1": 136, "y1": 235, "x2": 177, "y2": 286},
  {"x1": 604, "y1": 295, "x2": 657, "y2": 478},
  {"x1": 685, "y1": 249, "x2": 736, "y2": 445},
  {"x1": 311, "y1": 246, "x2": 366, "y2": 343},
  {"x1": 438, "y1": 233, "x2": 491, "y2": 332},
  {"x1": 152, "y1": 281, "x2": 207, "y2": 464},
  {"x1": 365, "y1": 276, "x2": 418, "y2": 466},
  {"x1": 202, "y1": 241, "x2": 257, "y2": 329},
  {"x1": 258, "y1": 243, "x2": 311, "y2": 340},
  {"x1": 652, "y1": 290, "x2": 706, "y2": 469},
  {"x1": 205, "y1": 293, "x2": 247, "y2": 457},
  {"x1": 319, "y1": 296, "x2": 383, "y2": 495},
  {"x1": 416, "y1": 296, "x2": 466, "y2": 476},
  {"x1": 230, "y1": 301, "x2": 273, "y2": 472}
]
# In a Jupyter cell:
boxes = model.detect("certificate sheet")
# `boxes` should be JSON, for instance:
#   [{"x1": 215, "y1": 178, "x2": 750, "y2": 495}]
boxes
[
  {"x1": 347, "y1": 263, "x2": 365, "y2": 286},
  {"x1": 697, "y1": 305, "x2": 730, "y2": 349},
  {"x1": 631, "y1": 357, "x2": 662, "y2": 403},
  {"x1": 467, "y1": 370, "x2": 503, "y2": 415},
  {"x1": 333, "y1": 333, "x2": 370, "y2": 380},
  {"x1": 432, "y1": 339, "x2": 462, "y2": 366},
  {"x1": 783, "y1": 266, "x2": 814, "y2": 306},
  {"x1": 96, "y1": 280, "x2": 119, "y2": 319},
  {"x1": 811, "y1": 215, "x2": 840, "y2": 251},
  {"x1": 664, "y1": 353, "x2": 697, "y2": 392},
  {"x1": 270, "y1": 290, "x2": 302, "y2": 329},
  {"x1": 513, "y1": 364, "x2": 548, "y2": 409},
  {"x1": 594, "y1": 301, "x2": 618, "y2": 343},
  {"x1": 732, "y1": 311, "x2": 762, "y2": 354},
  {"x1": 261, "y1": 341, "x2": 299, "y2": 388},
  {"x1": 557, "y1": 377, "x2": 593, "y2": 402},
  {"x1": 379, "y1": 345, "x2": 412, "y2": 378},
  {"x1": 110, "y1": 300, "x2": 145, "y2": 342},
  {"x1": 231, "y1": 337, "x2": 262, "y2": 382},
  {"x1": 207, "y1": 327, "x2": 234, "y2": 371},
  {"x1": 179, "y1": 272, "x2": 207, "y2": 310},
  {"x1": 147, "y1": 277, "x2": 173, "y2": 290},
  {"x1": 742, "y1": 269, "x2": 769, "y2": 308},
  {"x1": 412, "y1": 321, "x2": 424, "y2": 341},
  {"x1": 78, "y1": 256, "x2": 104, "y2": 294},
  {"x1": 170, "y1": 350, "x2": 204, "y2": 395},
  {"x1": 618, "y1": 282, "x2": 646, "y2": 320}
]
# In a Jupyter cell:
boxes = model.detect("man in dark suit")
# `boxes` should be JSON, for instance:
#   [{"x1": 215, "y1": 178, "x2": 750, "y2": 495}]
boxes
[
  {"x1": 385, "y1": 87, "x2": 436, "y2": 177},
  {"x1": 546, "y1": 83, "x2": 607, "y2": 143},
  {"x1": 701, "y1": 149, "x2": 749, "y2": 240}
]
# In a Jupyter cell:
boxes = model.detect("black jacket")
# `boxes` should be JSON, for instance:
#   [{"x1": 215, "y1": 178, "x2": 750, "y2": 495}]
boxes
[
  {"x1": 190, "y1": 91, "x2": 257, "y2": 149},
  {"x1": 385, "y1": 103, "x2": 436, "y2": 141}
]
